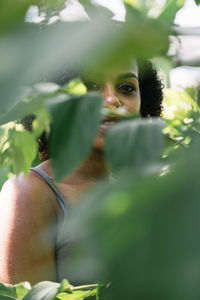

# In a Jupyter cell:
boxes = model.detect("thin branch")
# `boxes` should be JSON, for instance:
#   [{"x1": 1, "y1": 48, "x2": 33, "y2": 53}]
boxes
[
  {"x1": 171, "y1": 26, "x2": 200, "y2": 36},
  {"x1": 72, "y1": 283, "x2": 99, "y2": 291},
  {"x1": 174, "y1": 58, "x2": 200, "y2": 68}
]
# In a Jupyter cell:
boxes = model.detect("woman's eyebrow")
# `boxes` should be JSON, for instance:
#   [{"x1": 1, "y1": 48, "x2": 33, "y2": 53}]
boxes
[{"x1": 117, "y1": 73, "x2": 138, "y2": 80}]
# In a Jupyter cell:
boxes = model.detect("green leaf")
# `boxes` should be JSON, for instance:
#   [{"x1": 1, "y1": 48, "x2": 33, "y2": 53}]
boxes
[
  {"x1": 0, "y1": 281, "x2": 30, "y2": 300},
  {"x1": 0, "y1": 10, "x2": 169, "y2": 119},
  {"x1": 79, "y1": 0, "x2": 114, "y2": 20},
  {"x1": 47, "y1": 93, "x2": 102, "y2": 181},
  {"x1": 14, "y1": 282, "x2": 31, "y2": 299},
  {"x1": 0, "y1": 97, "x2": 45, "y2": 126},
  {"x1": 61, "y1": 79, "x2": 87, "y2": 96},
  {"x1": 197, "y1": 89, "x2": 200, "y2": 107},
  {"x1": 194, "y1": 0, "x2": 200, "y2": 5},
  {"x1": 0, "y1": 283, "x2": 17, "y2": 298},
  {"x1": 0, "y1": 0, "x2": 35, "y2": 32},
  {"x1": 0, "y1": 164, "x2": 11, "y2": 189},
  {"x1": 57, "y1": 279, "x2": 72, "y2": 293},
  {"x1": 8, "y1": 129, "x2": 37, "y2": 174},
  {"x1": 23, "y1": 281, "x2": 60, "y2": 300},
  {"x1": 86, "y1": 6, "x2": 169, "y2": 74},
  {"x1": 105, "y1": 118, "x2": 165, "y2": 172},
  {"x1": 56, "y1": 288, "x2": 97, "y2": 300},
  {"x1": 0, "y1": 296, "x2": 18, "y2": 300},
  {"x1": 41, "y1": 0, "x2": 65, "y2": 11},
  {"x1": 70, "y1": 138, "x2": 200, "y2": 300},
  {"x1": 157, "y1": 0, "x2": 185, "y2": 25}
]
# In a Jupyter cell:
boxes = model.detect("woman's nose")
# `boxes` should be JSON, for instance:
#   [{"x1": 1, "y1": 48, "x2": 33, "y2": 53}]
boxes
[{"x1": 101, "y1": 82, "x2": 121, "y2": 108}]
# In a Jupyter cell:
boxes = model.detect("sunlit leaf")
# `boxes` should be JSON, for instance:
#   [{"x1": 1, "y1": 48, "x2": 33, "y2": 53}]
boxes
[
  {"x1": 157, "y1": 0, "x2": 185, "y2": 25},
  {"x1": 7, "y1": 129, "x2": 37, "y2": 175},
  {"x1": 56, "y1": 288, "x2": 97, "y2": 299},
  {"x1": 61, "y1": 78, "x2": 87, "y2": 95},
  {"x1": 123, "y1": 0, "x2": 145, "y2": 12},
  {"x1": 14, "y1": 282, "x2": 31, "y2": 299},
  {"x1": 57, "y1": 279, "x2": 72, "y2": 293}
]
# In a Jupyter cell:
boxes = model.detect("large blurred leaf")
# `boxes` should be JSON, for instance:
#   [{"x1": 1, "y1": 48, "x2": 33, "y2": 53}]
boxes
[
  {"x1": 66, "y1": 138, "x2": 200, "y2": 300},
  {"x1": 0, "y1": 9, "x2": 169, "y2": 119},
  {"x1": 0, "y1": 0, "x2": 36, "y2": 32},
  {"x1": 105, "y1": 118, "x2": 165, "y2": 172},
  {"x1": 105, "y1": 142, "x2": 200, "y2": 300},
  {"x1": 88, "y1": 5, "x2": 170, "y2": 74},
  {"x1": 47, "y1": 92, "x2": 102, "y2": 181}
]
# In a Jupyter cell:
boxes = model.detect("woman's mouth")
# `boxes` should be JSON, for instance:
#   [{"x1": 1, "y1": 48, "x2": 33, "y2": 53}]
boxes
[
  {"x1": 100, "y1": 117, "x2": 119, "y2": 129},
  {"x1": 94, "y1": 117, "x2": 120, "y2": 150}
]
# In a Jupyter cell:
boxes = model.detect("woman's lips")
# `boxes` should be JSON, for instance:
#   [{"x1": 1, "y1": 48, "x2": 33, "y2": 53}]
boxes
[
  {"x1": 101, "y1": 116, "x2": 119, "y2": 126},
  {"x1": 94, "y1": 118, "x2": 119, "y2": 149},
  {"x1": 100, "y1": 117, "x2": 119, "y2": 130},
  {"x1": 100, "y1": 121, "x2": 116, "y2": 129}
]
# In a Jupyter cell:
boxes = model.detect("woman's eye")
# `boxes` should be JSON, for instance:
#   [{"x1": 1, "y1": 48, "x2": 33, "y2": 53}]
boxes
[
  {"x1": 118, "y1": 83, "x2": 136, "y2": 95},
  {"x1": 85, "y1": 81, "x2": 100, "y2": 91}
]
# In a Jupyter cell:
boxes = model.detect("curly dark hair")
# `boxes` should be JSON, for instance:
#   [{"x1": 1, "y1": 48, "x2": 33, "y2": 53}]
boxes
[
  {"x1": 22, "y1": 61, "x2": 164, "y2": 161},
  {"x1": 138, "y1": 61, "x2": 163, "y2": 117}
]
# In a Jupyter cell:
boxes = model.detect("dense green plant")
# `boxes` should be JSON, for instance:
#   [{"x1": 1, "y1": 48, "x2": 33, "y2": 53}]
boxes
[{"x1": 0, "y1": 0, "x2": 200, "y2": 299}]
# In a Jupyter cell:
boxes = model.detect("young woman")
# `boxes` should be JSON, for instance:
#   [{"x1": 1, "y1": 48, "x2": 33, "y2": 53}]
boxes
[{"x1": 0, "y1": 61, "x2": 163, "y2": 284}]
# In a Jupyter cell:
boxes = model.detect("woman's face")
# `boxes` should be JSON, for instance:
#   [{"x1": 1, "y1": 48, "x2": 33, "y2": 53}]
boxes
[{"x1": 85, "y1": 63, "x2": 141, "y2": 150}]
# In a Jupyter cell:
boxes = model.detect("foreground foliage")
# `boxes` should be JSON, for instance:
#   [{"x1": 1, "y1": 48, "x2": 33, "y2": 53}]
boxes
[
  {"x1": 0, "y1": 280, "x2": 103, "y2": 299},
  {"x1": 1, "y1": 0, "x2": 200, "y2": 299}
]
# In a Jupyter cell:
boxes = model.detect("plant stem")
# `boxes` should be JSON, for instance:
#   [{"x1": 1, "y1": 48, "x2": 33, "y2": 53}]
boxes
[{"x1": 72, "y1": 283, "x2": 98, "y2": 291}]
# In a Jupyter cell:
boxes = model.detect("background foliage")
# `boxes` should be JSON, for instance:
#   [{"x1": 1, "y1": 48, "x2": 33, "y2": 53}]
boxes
[{"x1": 0, "y1": 0, "x2": 200, "y2": 299}]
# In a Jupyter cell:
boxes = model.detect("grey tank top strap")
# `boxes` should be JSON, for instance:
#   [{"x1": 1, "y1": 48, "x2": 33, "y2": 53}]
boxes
[{"x1": 30, "y1": 167, "x2": 69, "y2": 215}]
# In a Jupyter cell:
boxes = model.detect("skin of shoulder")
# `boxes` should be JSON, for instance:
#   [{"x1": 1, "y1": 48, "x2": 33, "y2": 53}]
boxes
[{"x1": 0, "y1": 171, "x2": 59, "y2": 284}]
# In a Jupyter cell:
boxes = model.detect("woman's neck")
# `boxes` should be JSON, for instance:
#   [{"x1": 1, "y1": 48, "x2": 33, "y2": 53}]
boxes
[
  {"x1": 59, "y1": 148, "x2": 109, "y2": 203},
  {"x1": 62, "y1": 148, "x2": 109, "y2": 185},
  {"x1": 38, "y1": 149, "x2": 109, "y2": 202},
  {"x1": 39, "y1": 149, "x2": 109, "y2": 185}
]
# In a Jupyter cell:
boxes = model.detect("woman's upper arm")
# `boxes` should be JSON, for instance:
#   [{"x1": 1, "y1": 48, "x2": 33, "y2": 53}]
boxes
[{"x1": 0, "y1": 173, "x2": 58, "y2": 284}]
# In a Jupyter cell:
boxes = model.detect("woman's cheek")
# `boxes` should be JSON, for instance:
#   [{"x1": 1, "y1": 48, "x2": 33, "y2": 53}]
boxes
[{"x1": 124, "y1": 96, "x2": 141, "y2": 113}]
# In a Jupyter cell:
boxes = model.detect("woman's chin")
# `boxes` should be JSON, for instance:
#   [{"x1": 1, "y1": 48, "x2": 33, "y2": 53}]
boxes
[
  {"x1": 92, "y1": 135, "x2": 104, "y2": 151},
  {"x1": 92, "y1": 124, "x2": 110, "y2": 151}
]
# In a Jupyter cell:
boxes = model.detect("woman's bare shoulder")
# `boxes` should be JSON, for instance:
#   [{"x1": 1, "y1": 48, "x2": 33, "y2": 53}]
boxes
[
  {"x1": 1, "y1": 169, "x2": 58, "y2": 216},
  {"x1": 0, "y1": 171, "x2": 58, "y2": 284}
]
